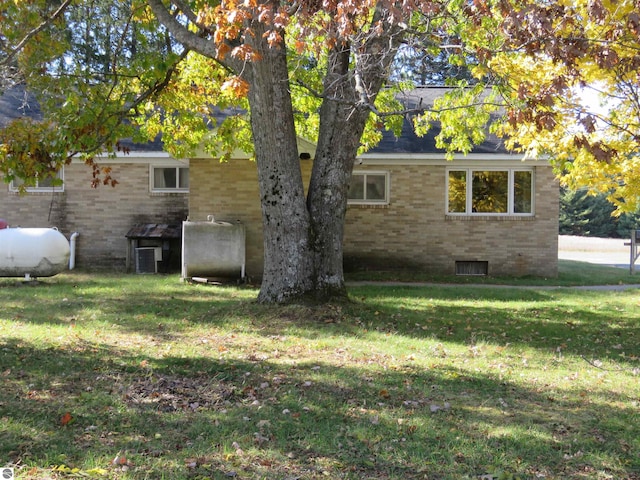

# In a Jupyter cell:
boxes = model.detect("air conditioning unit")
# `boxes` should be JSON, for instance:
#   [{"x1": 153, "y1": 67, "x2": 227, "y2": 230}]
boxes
[{"x1": 135, "y1": 247, "x2": 162, "y2": 274}]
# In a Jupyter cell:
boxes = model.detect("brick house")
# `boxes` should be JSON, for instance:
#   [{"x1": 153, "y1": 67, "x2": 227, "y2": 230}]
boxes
[
  {"x1": 189, "y1": 89, "x2": 559, "y2": 278},
  {"x1": 1, "y1": 86, "x2": 188, "y2": 271},
  {"x1": 189, "y1": 147, "x2": 559, "y2": 279},
  {"x1": 1, "y1": 86, "x2": 559, "y2": 276}
]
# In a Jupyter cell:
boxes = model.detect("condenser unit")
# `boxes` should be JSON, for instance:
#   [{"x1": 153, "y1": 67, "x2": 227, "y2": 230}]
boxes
[{"x1": 135, "y1": 247, "x2": 162, "y2": 274}]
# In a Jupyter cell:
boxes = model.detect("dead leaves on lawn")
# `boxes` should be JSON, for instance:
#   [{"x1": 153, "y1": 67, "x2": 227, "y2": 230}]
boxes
[{"x1": 124, "y1": 374, "x2": 234, "y2": 412}]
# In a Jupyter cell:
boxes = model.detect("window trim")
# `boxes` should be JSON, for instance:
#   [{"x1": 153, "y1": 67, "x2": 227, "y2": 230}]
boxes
[
  {"x1": 348, "y1": 170, "x2": 390, "y2": 205},
  {"x1": 9, "y1": 168, "x2": 65, "y2": 193},
  {"x1": 149, "y1": 164, "x2": 189, "y2": 193},
  {"x1": 446, "y1": 167, "x2": 534, "y2": 216}
]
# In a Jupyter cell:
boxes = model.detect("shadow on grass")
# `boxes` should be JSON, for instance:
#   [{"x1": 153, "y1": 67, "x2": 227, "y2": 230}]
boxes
[
  {"x1": 1, "y1": 337, "x2": 639, "y2": 479},
  {"x1": 1, "y1": 273, "x2": 638, "y2": 367},
  {"x1": 347, "y1": 285, "x2": 640, "y2": 363}
]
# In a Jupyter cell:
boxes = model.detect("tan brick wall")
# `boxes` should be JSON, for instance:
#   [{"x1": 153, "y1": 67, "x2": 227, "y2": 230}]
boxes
[
  {"x1": 2, "y1": 154, "x2": 557, "y2": 277},
  {"x1": 344, "y1": 164, "x2": 559, "y2": 277},
  {"x1": 190, "y1": 158, "x2": 559, "y2": 278},
  {"x1": 1, "y1": 161, "x2": 188, "y2": 269},
  {"x1": 189, "y1": 157, "x2": 314, "y2": 278}
]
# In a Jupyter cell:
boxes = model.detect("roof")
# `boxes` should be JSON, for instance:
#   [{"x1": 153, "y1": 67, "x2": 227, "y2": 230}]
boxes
[
  {"x1": 368, "y1": 87, "x2": 509, "y2": 155},
  {"x1": 0, "y1": 85, "x2": 42, "y2": 128},
  {"x1": 125, "y1": 223, "x2": 181, "y2": 239},
  {"x1": 1, "y1": 85, "x2": 508, "y2": 156}
]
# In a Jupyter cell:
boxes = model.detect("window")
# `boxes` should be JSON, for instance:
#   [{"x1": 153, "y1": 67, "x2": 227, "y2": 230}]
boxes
[
  {"x1": 447, "y1": 168, "x2": 533, "y2": 215},
  {"x1": 151, "y1": 166, "x2": 189, "y2": 192},
  {"x1": 348, "y1": 171, "x2": 389, "y2": 204},
  {"x1": 10, "y1": 169, "x2": 64, "y2": 192}
]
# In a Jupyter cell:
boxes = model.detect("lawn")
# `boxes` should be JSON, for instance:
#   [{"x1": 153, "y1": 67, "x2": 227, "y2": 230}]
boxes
[{"x1": 0, "y1": 264, "x2": 639, "y2": 479}]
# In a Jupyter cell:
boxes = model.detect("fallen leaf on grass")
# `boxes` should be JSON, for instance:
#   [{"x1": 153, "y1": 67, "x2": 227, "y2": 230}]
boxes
[
  {"x1": 231, "y1": 441, "x2": 244, "y2": 455},
  {"x1": 60, "y1": 412, "x2": 73, "y2": 426},
  {"x1": 429, "y1": 402, "x2": 451, "y2": 413},
  {"x1": 112, "y1": 451, "x2": 131, "y2": 466}
]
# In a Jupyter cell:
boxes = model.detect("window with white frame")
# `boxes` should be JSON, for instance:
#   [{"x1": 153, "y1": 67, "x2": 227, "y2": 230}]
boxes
[
  {"x1": 10, "y1": 168, "x2": 64, "y2": 192},
  {"x1": 447, "y1": 168, "x2": 533, "y2": 215},
  {"x1": 348, "y1": 171, "x2": 389, "y2": 204},
  {"x1": 151, "y1": 165, "x2": 189, "y2": 192}
]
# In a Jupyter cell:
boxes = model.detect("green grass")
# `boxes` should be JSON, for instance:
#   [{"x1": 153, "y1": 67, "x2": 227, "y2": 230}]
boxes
[
  {"x1": 0, "y1": 267, "x2": 639, "y2": 479},
  {"x1": 346, "y1": 259, "x2": 640, "y2": 286}
]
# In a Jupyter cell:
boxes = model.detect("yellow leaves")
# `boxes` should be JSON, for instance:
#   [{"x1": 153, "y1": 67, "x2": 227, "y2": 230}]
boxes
[{"x1": 51, "y1": 464, "x2": 108, "y2": 477}]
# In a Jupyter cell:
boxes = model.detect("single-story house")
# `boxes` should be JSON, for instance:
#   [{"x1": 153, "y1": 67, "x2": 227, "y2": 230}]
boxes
[
  {"x1": 1, "y1": 86, "x2": 559, "y2": 277},
  {"x1": 188, "y1": 88, "x2": 559, "y2": 278},
  {"x1": 0, "y1": 86, "x2": 188, "y2": 272}
]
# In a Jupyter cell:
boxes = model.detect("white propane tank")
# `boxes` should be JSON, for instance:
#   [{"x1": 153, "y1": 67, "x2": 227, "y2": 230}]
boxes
[{"x1": 0, "y1": 227, "x2": 71, "y2": 277}]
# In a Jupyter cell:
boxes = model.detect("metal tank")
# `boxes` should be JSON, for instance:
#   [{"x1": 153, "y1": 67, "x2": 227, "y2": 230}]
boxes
[
  {"x1": 0, "y1": 225, "x2": 71, "y2": 277},
  {"x1": 181, "y1": 216, "x2": 246, "y2": 280}
]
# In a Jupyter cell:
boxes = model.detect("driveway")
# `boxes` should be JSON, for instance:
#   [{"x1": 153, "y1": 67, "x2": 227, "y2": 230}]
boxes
[{"x1": 558, "y1": 235, "x2": 636, "y2": 269}]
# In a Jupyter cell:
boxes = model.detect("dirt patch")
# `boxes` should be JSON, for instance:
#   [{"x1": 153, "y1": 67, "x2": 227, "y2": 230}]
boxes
[{"x1": 124, "y1": 374, "x2": 235, "y2": 412}]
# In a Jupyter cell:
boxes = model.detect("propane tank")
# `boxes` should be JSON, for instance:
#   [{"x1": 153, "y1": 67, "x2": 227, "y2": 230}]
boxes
[{"x1": 0, "y1": 227, "x2": 70, "y2": 277}]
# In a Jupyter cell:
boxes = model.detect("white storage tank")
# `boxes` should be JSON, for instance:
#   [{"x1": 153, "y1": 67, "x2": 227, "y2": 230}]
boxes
[
  {"x1": 0, "y1": 226, "x2": 71, "y2": 277},
  {"x1": 181, "y1": 218, "x2": 245, "y2": 279}
]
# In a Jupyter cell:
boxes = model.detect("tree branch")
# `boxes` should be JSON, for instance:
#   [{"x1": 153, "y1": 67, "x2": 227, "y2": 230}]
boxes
[
  {"x1": 0, "y1": 0, "x2": 73, "y2": 67},
  {"x1": 145, "y1": 0, "x2": 219, "y2": 60}
]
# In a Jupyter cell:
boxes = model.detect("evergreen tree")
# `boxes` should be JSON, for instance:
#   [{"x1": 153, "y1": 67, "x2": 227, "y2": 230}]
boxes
[{"x1": 560, "y1": 188, "x2": 640, "y2": 238}]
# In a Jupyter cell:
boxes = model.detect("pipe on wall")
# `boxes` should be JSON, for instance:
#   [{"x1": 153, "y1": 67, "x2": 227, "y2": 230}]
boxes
[{"x1": 69, "y1": 232, "x2": 79, "y2": 270}]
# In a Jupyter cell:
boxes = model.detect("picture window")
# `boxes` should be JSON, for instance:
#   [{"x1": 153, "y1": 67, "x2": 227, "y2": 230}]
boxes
[{"x1": 447, "y1": 168, "x2": 533, "y2": 215}]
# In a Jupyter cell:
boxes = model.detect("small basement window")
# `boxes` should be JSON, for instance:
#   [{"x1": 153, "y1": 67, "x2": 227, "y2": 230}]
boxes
[{"x1": 455, "y1": 260, "x2": 488, "y2": 276}]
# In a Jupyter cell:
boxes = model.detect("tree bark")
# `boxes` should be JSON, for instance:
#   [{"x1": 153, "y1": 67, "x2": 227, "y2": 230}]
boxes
[
  {"x1": 307, "y1": 25, "x2": 400, "y2": 301},
  {"x1": 307, "y1": 45, "x2": 369, "y2": 299},
  {"x1": 244, "y1": 22, "x2": 314, "y2": 304}
]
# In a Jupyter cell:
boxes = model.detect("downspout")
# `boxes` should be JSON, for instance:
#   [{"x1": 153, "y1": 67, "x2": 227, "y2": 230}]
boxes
[{"x1": 69, "y1": 232, "x2": 79, "y2": 270}]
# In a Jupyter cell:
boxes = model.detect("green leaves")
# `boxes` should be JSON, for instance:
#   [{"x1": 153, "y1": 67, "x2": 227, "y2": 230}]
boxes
[
  {"x1": 0, "y1": 117, "x2": 70, "y2": 190},
  {"x1": 412, "y1": 82, "x2": 499, "y2": 158}
]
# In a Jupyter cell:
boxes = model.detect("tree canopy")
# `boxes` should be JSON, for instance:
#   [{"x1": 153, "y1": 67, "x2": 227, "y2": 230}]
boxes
[{"x1": 471, "y1": 0, "x2": 640, "y2": 214}]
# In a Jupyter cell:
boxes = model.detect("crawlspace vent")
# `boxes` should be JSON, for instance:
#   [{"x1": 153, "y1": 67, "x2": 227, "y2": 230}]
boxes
[{"x1": 455, "y1": 260, "x2": 488, "y2": 276}]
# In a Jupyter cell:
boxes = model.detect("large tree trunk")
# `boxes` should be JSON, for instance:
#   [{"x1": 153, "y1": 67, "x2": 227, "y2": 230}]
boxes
[
  {"x1": 307, "y1": 46, "x2": 371, "y2": 299},
  {"x1": 244, "y1": 6, "x2": 399, "y2": 304},
  {"x1": 244, "y1": 23, "x2": 314, "y2": 304},
  {"x1": 307, "y1": 29, "x2": 400, "y2": 301}
]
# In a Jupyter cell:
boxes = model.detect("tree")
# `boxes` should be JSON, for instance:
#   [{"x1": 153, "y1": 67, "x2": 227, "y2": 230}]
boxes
[
  {"x1": 457, "y1": 0, "x2": 640, "y2": 214},
  {"x1": 2, "y1": 0, "x2": 472, "y2": 303},
  {"x1": 560, "y1": 187, "x2": 640, "y2": 238},
  {"x1": 0, "y1": 0, "x2": 72, "y2": 92}
]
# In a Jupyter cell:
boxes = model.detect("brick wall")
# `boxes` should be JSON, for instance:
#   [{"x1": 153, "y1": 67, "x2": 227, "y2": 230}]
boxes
[
  {"x1": 188, "y1": 157, "x2": 314, "y2": 278},
  {"x1": 3, "y1": 152, "x2": 558, "y2": 278},
  {"x1": 190, "y1": 157, "x2": 559, "y2": 278},
  {"x1": 1, "y1": 160, "x2": 188, "y2": 270},
  {"x1": 344, "y1": 163, "x2": 559, "y2": 277}
]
